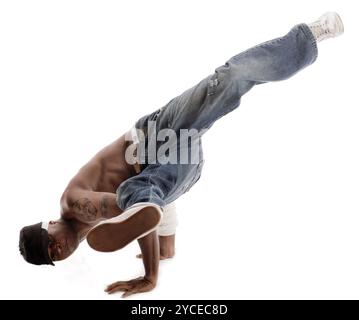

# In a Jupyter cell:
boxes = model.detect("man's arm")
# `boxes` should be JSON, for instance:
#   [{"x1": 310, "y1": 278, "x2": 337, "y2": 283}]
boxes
[
  {"x1": 136, "y1": 201, "x2": 177, "y2": 260},
  {"x1": 105, "y1": 230, "x2": 160, "y2": 298},
  {"x1": 137, "y1": 234, "x2": 175, "y2": 260},
  {"x1": 61, "y1": 189, "x2": 123, "y2": 222}
]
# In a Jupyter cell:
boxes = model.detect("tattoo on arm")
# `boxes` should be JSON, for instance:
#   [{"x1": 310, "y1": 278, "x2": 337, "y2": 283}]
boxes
[{"x1": 72, "y1": 198, "x2": 98, "y2": 221}]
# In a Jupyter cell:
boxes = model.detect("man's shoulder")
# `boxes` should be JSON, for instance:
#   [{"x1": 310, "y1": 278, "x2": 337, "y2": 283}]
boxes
[{"x1": 60, "y1": 186, "x2": 82, "y2": 210}]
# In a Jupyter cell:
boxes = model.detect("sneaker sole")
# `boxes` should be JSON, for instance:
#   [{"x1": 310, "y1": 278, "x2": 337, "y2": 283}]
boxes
[
  {"x1": 327, "y1": 12, "x2": 344, "y2": 36},
  {"x1": 86, "y1": 206, "x2": 162, "y2": 252},
  {"x1": 333, "y1": 12, "x2": 344, "y2": 35}
]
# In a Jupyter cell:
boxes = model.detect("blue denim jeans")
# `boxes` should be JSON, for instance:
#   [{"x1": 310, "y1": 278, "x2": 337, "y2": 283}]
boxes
[{"x1": 116, "y1": 23, "x2": 318, "y2": 210}]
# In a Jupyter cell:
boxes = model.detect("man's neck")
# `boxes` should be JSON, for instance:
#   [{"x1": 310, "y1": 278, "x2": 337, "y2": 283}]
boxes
[{"x1": 63, "y1": 217, "x2": 93, "y2": 242}]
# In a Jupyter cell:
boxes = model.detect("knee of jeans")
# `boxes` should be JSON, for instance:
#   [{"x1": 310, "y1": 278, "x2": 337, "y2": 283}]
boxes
[
  {"x1": 116, "y1": 180, "x2": 166, "y2": 211},
  {"x1": 116, "y1": 181, "x2": 145, "y2": 210}
]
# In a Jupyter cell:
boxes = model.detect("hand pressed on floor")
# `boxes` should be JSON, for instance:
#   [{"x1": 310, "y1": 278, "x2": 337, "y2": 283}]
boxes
[{"x1": 105, "y1": 276, "x2": 156, "y2": 298}]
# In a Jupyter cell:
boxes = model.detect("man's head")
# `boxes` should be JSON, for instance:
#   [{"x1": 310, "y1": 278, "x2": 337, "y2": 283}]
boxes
[{"x1": 19, "y1": 219, "x2": 79, "y2": 265}]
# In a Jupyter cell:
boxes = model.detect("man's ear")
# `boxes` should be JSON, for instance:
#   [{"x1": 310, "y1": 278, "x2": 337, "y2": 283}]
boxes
[{"x1": 48, "y1": 221, "x2": 57, "y2": 235}]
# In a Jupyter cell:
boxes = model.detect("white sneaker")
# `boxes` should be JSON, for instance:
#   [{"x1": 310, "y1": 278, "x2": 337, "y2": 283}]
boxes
[
  {"x1": 86, "y1": 202, "x2": 163, "y2": 252},
  {"x1": 308, "y1": 12, "x2": 344, "y2": 42}
]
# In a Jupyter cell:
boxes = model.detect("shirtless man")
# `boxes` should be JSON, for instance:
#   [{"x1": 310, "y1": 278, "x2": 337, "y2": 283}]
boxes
[{"x1": 19, "y1": 13, "x2": 344, "y2": 297}]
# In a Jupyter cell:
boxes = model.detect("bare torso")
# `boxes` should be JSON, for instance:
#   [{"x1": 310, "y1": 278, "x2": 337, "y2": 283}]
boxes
[
  {"x1": 65, "y1": 134, "x2": 135, "y2": 193},
  {"x1": 59, "y1": 133, "x2": 136, "y2": 237}
]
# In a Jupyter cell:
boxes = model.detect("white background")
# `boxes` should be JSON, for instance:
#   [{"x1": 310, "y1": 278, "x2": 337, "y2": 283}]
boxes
[{"x1": 1, "y1": 0, "x2": 358, "y2": 300}]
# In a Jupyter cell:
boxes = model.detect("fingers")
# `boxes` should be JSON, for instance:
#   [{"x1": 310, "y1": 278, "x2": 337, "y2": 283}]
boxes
[
  {"x1": 105, "y1": 277, "x2": 143, "y2": 294},
  {"x1": 121, "y1": 283, "x2": 153, "y2": 298},
  {"x1": 105, "y1": 281, "x2": 130, "y2": 293},
  {"x1": 104, "y1": 277, "x2": 154, "y2": 298},
  {"x1": 107, "y1": 285, "x2": 130, "y2": 295}
]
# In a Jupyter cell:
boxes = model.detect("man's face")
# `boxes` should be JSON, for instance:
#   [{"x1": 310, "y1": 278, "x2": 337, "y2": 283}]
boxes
[{"x1": 47, "y1": 220, "x2": 79, "y2": 262}]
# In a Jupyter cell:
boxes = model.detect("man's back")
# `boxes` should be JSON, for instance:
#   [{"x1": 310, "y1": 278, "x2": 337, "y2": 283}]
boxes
[{"x1": 59, "y1": 133, "x2": 135, "y2": 225}]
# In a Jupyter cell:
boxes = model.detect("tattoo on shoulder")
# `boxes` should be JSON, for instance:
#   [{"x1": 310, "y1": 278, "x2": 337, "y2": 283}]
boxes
[{"x1": 72, "y1": 198, "x2": 98, "y2": 221}]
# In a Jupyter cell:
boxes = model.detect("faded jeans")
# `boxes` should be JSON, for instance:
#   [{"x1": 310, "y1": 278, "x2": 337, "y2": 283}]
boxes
[{"x1": 116, "y1": 23, "x2": 318, "y2": 210}]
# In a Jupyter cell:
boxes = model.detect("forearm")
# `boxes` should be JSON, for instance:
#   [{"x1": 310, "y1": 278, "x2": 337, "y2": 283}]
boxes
[
  {"x1": 104, "y1": 230, "x2": 160, "y2": 298},
  {"x1": 137, "y1": 230, "x2": 160, "y2": 283}
]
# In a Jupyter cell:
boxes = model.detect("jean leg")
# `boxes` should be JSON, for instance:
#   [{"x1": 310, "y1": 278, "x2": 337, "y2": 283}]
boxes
[
  {"x1": 168, "y1": 23, "x2": 318, "y2": 133},
  {"x1": 117, "y1": 161, "x2": 200, "y2": 210}
]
